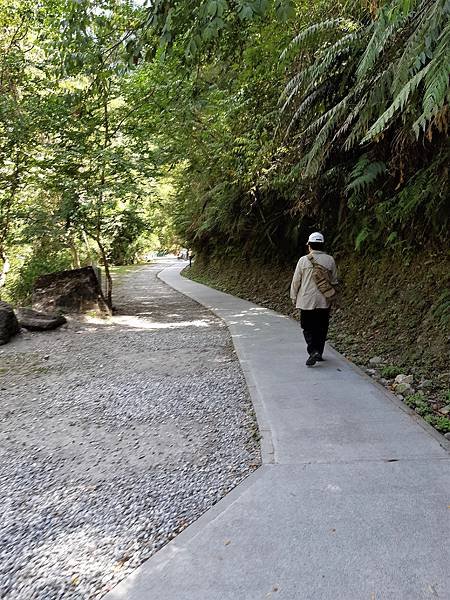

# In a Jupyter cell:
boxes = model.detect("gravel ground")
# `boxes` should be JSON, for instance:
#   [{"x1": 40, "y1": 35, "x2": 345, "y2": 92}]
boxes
[{"x1": 0, "y1": 261, "x2": 260, "y2": 600}]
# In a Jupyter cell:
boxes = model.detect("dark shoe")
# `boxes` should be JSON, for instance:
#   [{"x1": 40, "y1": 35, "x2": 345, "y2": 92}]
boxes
[
  {"x1": 306, "y1": 352, "x2": 321, "y2": 366},
  {"x1": 316, "y1": 355, "x2": 324, "y2": 361}
]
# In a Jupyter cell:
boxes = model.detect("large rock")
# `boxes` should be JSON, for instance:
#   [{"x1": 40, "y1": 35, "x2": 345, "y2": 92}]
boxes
[
  {"x1": 16, "y1": 308, "x2": 67, "y2": 331},
  {"x1": 0, "y1": 301, "x2": 20, "y2": 345},
  {"x1": 32, "y1": 266, "x2": 111, "y2": 315}
]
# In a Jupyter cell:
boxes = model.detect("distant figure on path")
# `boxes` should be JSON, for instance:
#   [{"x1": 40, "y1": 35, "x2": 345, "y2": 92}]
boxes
[{"x1": 290, "y1": 232, "x2": 338, "y2": 366}]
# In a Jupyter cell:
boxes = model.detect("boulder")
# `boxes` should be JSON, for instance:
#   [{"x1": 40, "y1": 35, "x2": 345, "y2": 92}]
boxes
[
  {"x1": 32, "y1": 266, "x2": 111, "y2": 315},
  {"x1": 0, "y1": 301, "x2": 20, "y2": 345},
  {"x1": 16, "y1": 308, "x2": 67, "y2": 331}
]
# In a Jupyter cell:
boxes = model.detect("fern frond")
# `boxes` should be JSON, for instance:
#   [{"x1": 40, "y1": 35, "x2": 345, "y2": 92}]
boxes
[
  {"x1": 299, "y1": 94, "x2": 350, "y2": 142},
  {"x1": 345, "y1": 65, "x2": 394, "y2": 149},
  {"x1": 392, "y1": 0, "x2": 445, "y2": 93},
  {"x1": 356, "y1": 7, "x2": 407, "y2": 82},
  {"x1": 333, "y1": 94, "x2": 368, "y2": 146},
  {"x1": 284, "y1": 86, "x2": 325, "y2": 137},
  {"x1": 303, "y1": 98, "x2": 351, "y2": 175},
  {"x1": 280, "y1": 31, "x2": 360, "y2": 113},
  {"x1": 346, "y1": 158, "x2": 387, "y2": 192},
  {"x1": 362, "y1": 63, "x2": 431, "y2": 142},
  {"x1": 413, "y1": 20, "x2": 450, "y2": 136},
  {"x1": 279, "y1": 65, "x2": 316, "y2": 105},
  {"x1": 280, "y1": 18, "x2": 347, "y2": 62}
]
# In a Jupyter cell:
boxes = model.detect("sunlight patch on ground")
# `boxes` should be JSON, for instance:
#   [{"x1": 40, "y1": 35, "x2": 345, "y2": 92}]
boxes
[
  {"x1": 78, "y1": 315, "x2": 213, "y2": 330},
  {"x1": 112, "y1": 316, "x2": 212, "y2": 330}
]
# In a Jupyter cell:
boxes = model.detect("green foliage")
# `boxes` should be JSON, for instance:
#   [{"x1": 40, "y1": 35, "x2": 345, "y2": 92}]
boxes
[
  {"x1": 147, "y1": 0, "x2": 295, "y2": 58},
  {"x1": 0, "y1": 0, "x2": 178, "y2": 305},
  {"x1": 354, "y1": 226, "x2": 371, "y2": 252},
  {"x1": 1, "y1": 0, "x2": 448, "y2": 307},
  {"x1": 431, "y1": 290, "x2": 450, "y2": 326},
  {"x1": 381, "y1": 365, "x2": 403, "y2": 379},
  {"x1": 404, "y1": 393, "x2": 429, "y2": 416},
  {"x1": 403, "y1": 392, "x2": 450, "y2": 433},
  {"x1": 6, "y1": 242, "x2": 72, "y2": 305},
  {"x1": 423, "y1": 414, "x2": 450, "y2": 434},
  {"x1": 346, "y1": 155, "x2": 387, "y2": 194},
  {"x1": 278, "y1": 0, "x2": 449, "y2": 247}
]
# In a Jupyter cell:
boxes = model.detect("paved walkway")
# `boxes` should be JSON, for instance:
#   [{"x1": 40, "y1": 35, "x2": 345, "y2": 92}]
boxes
[{"x1": 106, "y1": 263, "x2": 450, "y2": 600}]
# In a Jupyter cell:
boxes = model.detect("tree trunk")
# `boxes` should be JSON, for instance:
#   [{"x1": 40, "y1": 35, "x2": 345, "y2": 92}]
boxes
[
  {"x1": 95, "y1": 237, "x2": 113, "y2": 309},
  {"x1": 0, "y1": 251, "x2": 10, "y2": 293},
  {"x1": 69, "y1": 239, "x2": 81, "y2": 269},
  {"x1": 82, "y1": 230, "x2": 94, "y2": 264}
]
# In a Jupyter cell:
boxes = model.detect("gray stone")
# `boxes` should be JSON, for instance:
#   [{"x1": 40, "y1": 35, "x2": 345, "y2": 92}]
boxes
[
  {"x1": 444, "y1": 432, "x2": 450, "y2": 440},
  {"x1": 393, "y1": 383, "x2": 414, "y2": 396},
  {"x1": 394, "y1": 374, "x2": 413, "y2": 385},
  {"x1": 16, "y1": 308, "x2": 67, "y2": 332},
  {"x1": 439, "y1": 405, "x2": 450, "y2": 416},
  {"x1": 418, "y1": 380, "x2": 433, "y2": 389},
  {"x1": 0, "y1": 301, "x2": 20, "y2": 345},
  {"x1": 369, "y1": 356, "x2": 383, "y2": 365}
]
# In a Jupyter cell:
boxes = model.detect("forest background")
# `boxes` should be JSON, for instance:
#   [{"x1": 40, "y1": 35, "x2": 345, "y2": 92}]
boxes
[{"x1": 1, "y1": 0, "x2": 449, "y2": 422}]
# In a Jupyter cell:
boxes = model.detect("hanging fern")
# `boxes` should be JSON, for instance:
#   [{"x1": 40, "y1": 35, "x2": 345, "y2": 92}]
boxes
[
  {"x1": 346, "y1": 155, "x2": 387, "y2": 193},
  {"x1": 356, "y1": 8, "x2": 406, "y2": 81},
  {"x1": 275, "y1": 0, "x2": 449, "y2": 251},
  {"x1": 413, "y1": 20, "x2": 450, "y2": 136},
  {"x1": 362, "y1": 63, "x2": 431, "y2": 142},
  {"x1": 284, "y1": 86, "x2": 325, "y2": 137},
  {"x1": 344, "y1": 66, "x2": 394, "y2": 149},
  {"x1": 280, "y1": 18, "x2": 346, "y2": 61},
  {"x1": 392, "y1": 0, "x2": 446, "y2": 93},
  {"x1": 303, "y1": 97, "x2": 352, "y2": 176}
]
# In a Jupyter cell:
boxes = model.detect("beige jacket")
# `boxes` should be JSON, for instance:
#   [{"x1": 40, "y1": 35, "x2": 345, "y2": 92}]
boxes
[{"x1": 290, "y1": 251, "x2": 338, "y2": 310}]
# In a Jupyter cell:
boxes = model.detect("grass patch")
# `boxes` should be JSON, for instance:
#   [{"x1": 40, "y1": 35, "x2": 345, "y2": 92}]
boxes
[
  {"x1": 404, "y1": 393, "x2": 450, "y2": 433},
  {"x1": 424, "y1": 414, "x2": 450, "y2": 434},
  {"x1": 381, "y1": 365, "x2": 403, "y2": 379}
]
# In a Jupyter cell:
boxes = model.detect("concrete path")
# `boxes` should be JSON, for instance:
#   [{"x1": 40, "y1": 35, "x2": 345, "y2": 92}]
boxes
[{"x1": 106, "y1": 263, "x2": 450, "y2": 600}]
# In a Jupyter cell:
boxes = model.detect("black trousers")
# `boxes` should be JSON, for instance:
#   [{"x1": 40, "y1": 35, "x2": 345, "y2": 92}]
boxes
[{"x1": 300, "y1": 308, "x2": 330, "y2": 356}]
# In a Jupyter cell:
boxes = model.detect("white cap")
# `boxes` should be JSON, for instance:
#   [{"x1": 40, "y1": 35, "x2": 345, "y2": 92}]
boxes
[{"x1": 308, "y1": 232, "x2": 324, "y2": 243}]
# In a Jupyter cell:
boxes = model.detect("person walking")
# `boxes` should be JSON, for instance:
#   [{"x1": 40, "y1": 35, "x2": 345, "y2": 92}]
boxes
[{"x1": 290, "y1": 232, "x2": 338, "y2": 366}]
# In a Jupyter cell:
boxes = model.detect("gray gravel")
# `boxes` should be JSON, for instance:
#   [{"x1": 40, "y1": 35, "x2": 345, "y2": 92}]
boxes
[{"x1": 0, "y1": 261, "x2": 260, "y2": 599}]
